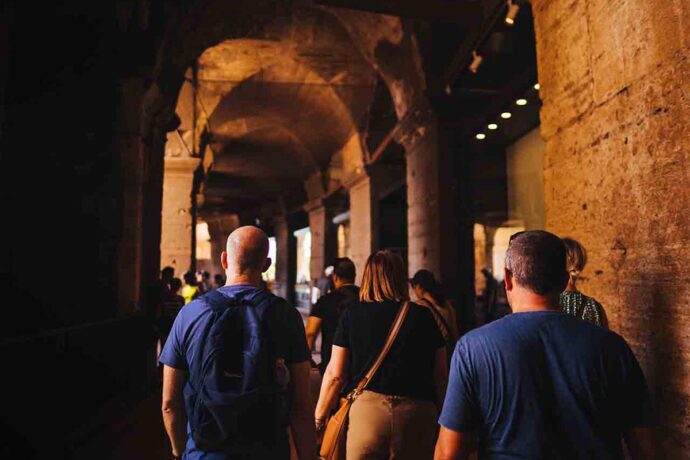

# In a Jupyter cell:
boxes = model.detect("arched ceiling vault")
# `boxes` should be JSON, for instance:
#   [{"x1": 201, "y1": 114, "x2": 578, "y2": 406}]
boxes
[{"x1": 150, "y1": 2, "x2": 428, "y2": 216}]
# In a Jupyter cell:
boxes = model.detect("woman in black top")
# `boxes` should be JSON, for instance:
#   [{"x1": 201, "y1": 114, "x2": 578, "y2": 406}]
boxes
[{"x1": 315, "y1": 250, "x2": 448, "y2": 460}]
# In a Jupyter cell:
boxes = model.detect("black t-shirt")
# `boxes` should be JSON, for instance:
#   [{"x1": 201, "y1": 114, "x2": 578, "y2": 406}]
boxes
[
  {"x1": 310, "y1": 285, "x2": 359, "y2": 372},
  {"x1": 333, "y1": 300, "x2": 445, "y2": 401}
]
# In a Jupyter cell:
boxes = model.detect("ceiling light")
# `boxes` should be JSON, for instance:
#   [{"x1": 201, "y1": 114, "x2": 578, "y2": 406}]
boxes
[
  {"x1": 476, "y1": 133, "x2": 486, "y2": 140},
  {"x1": 534, "y1": 83, "x2": 540, "y2": 90},
  {"x1": 505, "y1": 1, "x2": 520, "y2": 25},
  {"x1": 516, "y1": 98, "x2": 527, "y2": 106},
  {"x1": 469, "y1": 51, "x2": 483, "y2": 74},
  {"x1": 501, "y1": 112, "x2": 512, "y2": 119},
  {"x1": 488, "y1": 123, "x2": 498, "y2": 130}
]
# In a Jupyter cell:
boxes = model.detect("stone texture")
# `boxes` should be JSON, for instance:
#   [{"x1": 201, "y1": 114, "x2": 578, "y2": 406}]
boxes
[
  {"x1": 114, "y1": 77, "x2": 146, "y2": 315},
  {"x1": 533, "y1": 0, "x2": 690, "y2": 455},
  {"x1": 403, "y1": 115, "x2": 441, "y2": 278},
  {"x1": 273, "y1": 216, "x2": 293, "y2": 301},
  {"x1": 347, "y1": 173, "x2": 375, "y2": 284},
  {"x1": 306, "y1": 201, "x2": 329, "y2": 282},
  {"x1": 160, "y1": 156, "x2": 200, "y2": 275},
  {"x1": 204, "y1": 214, "x2": 240, "y2": 276}
]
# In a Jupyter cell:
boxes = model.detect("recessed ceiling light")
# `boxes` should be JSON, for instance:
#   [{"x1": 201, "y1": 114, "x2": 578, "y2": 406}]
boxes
[
  {"x1": 488, "y1": 123, "x2": 498, "y2": 130},
  {"x1": 501, "y1": 112, "x2": 512, "y2": 119},
  {"x1": 534, "y1": 83, "x2": 540, "y2": 90},
  {"x1": 516, "y1": 99, "x2": 527, "y2": 106},
  {"x1": 476, "y1": 133, "x2": 486, "y2": 140}
]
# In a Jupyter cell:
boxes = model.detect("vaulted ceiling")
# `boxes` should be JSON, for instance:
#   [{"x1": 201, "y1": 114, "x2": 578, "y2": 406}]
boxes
[{"x1": 169, "y1": 8, "x2": 380, "y2": 216}]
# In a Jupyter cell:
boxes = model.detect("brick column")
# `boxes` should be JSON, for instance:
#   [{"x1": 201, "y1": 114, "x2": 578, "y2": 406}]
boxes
[
  {"x1": 160, "y1": 155, "x2": 200, "y2": 275},
  {"x1": 532, "y1": 1, "x2": 690, "y2": 454}
]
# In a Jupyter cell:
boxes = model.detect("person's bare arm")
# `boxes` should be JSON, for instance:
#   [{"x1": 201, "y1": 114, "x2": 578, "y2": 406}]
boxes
[
  {"x1": 435, "y1": 426, "x2": 476, "y2": 460},
  {"x1": 162, "y1": 365, "x2": 188, "y2": 458},
  {"x1": 305, "y1": 316, "x2": 322, "y2": 352},
  {"x1": 625, "y1": 427, "x2": 656, "y2": 459},
  {"x1": 433, "y1": 346, "x2": 448, "y2": 409},
  {"x1": 314, "y1": 345, "x2": 349, "y2": 423},
  {"x1": 288, "y1": 360, "x2": 318, "y2": 460}
]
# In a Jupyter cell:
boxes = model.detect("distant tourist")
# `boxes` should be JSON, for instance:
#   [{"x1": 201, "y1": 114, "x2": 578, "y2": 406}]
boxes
[
  {"x1": 314, "y1": 265, "x2": 335, "y2": 302},
  {"x1": 306, "y1": 257, "x2": 359, "y2": 374},
  {"x1": 410, "y1": 269, "x2": 459, "y2": 354},
  {"x1": 435, "y1": 231, "x2": 654, "y2": 460},
  {"x1": 157, "y1": 277, "x2": 184, "y2": 348},
  {"x1": 181, "y1": 271, "x2": 199, "y2": 304},
  {"x1": 213, "y1": 273, "x2": 225, "y2": 289},
  {"x1": 480, "y1": 267, "x2": 498, "y2": 322},
  {"x1": 160, "y1": 266, "x2": 175, "y2": 296},
  {"x1": 160, "y1": 226, "x2": 316, "y2": 460},
  {"x1": 560, "y1": 237, "x2": 608, "y2": 327},
  {"x1": 196, "y1": 270, "x2": 211, "y2": 294},
  {"x1": 315, "y1": 250, "x2": 447, "y2": 460}
]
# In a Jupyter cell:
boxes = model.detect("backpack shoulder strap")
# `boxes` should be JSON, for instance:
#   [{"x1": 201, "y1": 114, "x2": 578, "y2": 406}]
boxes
[{"x1": 203, "y1": 289, "x2": 229, "y2": 311}]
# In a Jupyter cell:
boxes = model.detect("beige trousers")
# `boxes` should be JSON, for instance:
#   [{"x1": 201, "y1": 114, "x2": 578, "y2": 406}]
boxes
[{"x1": 346, "y1": 390, "x2": 438, "y2": 460}]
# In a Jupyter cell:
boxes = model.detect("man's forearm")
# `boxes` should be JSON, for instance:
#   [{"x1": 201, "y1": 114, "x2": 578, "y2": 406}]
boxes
[{"x1": 162, "y1": 408, "x2": 187, "y2": 457}]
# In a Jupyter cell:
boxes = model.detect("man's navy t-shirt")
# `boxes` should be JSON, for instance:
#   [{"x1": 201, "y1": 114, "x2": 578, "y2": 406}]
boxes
[
  {"x1": 159, "y1": 285, "x2": 310, "y2": 460},
  {"x1": 439, "y1": 311, "x2": 653, "y2": 459}
]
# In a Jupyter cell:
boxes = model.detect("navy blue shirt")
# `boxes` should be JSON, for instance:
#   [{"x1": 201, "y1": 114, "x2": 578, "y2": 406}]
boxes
[
  {"x1": 439, "y1": 311, "x2": 653, "y2": 459},
  {"x1": 159, "y1": 285, "x2": 310, "y2": 460}
]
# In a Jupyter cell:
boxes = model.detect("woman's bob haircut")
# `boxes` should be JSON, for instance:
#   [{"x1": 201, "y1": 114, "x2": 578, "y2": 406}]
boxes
[{"x1": 359, "y1": 250, "x2": 409, "y2": 303}]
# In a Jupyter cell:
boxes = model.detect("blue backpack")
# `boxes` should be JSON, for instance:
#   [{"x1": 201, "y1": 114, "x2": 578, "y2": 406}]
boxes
[{"x1": 183, "y1": 288, "x2": 289, "y2": 453}]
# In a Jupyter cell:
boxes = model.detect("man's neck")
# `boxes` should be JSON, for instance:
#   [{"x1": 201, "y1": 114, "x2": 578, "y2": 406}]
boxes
[
  {"x1": 509, "y1": 290, "x2": 561, "y2": 313},
  {"x1": 224, "y1": 273, "x2": 262, "y2": 288}
]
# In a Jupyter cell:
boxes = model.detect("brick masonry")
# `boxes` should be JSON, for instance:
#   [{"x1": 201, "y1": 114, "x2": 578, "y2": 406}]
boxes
[{"x1": 533, "y1": 0, "x2": 690, "y2": 455}]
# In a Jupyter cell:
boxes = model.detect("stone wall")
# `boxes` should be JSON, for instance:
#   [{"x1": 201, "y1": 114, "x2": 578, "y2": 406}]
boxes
[{"x1": 533, "y1": 0, "x2": 690, "y2": 455}]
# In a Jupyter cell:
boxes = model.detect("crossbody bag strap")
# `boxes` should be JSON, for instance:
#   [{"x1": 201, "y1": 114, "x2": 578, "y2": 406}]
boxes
[{"x1": 354, "y1": 301, "x2": 410, "y2": 394}]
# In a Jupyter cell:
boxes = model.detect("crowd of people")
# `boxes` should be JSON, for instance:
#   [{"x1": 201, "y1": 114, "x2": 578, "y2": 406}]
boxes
[{"x1": 157, "y1": 226, "x2": 655, "y2": 460}]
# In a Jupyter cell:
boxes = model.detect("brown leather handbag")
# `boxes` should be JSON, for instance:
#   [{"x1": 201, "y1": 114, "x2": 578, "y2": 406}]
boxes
[{"x1": 319, "y1": 301, "x2": 410, "y2": 460}]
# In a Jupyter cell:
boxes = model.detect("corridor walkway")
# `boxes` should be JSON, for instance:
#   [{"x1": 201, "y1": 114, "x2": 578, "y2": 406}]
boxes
[{"x1": 73, "y1": 390, "x2": 170, "y2": 460}]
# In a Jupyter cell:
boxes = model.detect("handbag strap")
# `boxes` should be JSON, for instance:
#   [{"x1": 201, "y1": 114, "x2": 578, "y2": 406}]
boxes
[{"x1": 353, "y1": 301, "x2": 410, "y2": 394}]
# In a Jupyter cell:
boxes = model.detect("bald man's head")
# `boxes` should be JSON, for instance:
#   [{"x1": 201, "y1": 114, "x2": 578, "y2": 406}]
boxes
[{"x1": 224, "y1": 226, "x2": 270, "y2": 275}]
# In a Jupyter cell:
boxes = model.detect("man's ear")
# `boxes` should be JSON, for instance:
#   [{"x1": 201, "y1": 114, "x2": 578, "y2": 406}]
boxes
[
  {"x1": 504, "y1": 267, "x2": 514, "y2": 291},
  {"x1": 221, "y1": 251, "x2": 228, "y2": 270},
  {"x1": 262, "y1": 257, "x2": 272, "y2": 273}
]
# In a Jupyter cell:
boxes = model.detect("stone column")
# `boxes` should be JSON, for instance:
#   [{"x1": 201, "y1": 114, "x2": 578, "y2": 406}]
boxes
[
  {"x1": 114, "y1": 77, "x2": 146, "y2": 315},
  {"x1": 532, "y1": 1, "x2": 690, "y2": 454},
  {"x1": 204, "y1": 214, "x2": 240, "y2": 276},
  {"x1": 160, "y1": 155, "x2": 200, "y2": 276},
  {"x1": 304, "y1": 200, "x2": 329, "y2": 283},
  {"x1": 273, "y1": 215, "x2": 295, "y2": 301},
  {"x1": 397, "y1": 110, "x2": 442, "y2": 278},
  {"x1": 344, "y1": 171, "x2": 375, "y2": 284}
]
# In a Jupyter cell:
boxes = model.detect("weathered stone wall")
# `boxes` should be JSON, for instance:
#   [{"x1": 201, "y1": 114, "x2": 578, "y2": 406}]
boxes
[{"x1": 533, "y1": 0, "x2": 690, "y2": 455}]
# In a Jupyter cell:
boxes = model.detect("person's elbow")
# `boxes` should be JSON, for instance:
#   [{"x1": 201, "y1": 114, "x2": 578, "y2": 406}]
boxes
[
  {"x1": 161, "y1": 395, "x2": 183, "y2": 416},
  {"x1": 434, "y1": 442, "x2": 460, "y2": 460}
]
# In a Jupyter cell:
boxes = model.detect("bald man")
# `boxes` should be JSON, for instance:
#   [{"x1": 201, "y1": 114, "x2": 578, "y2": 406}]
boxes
[{"x1": 160, "y1": 226, "x2": 317, "y2": 460}]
